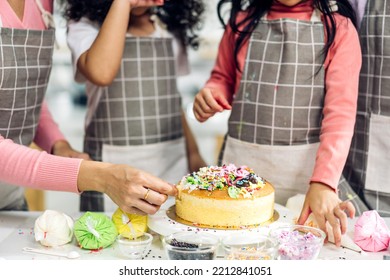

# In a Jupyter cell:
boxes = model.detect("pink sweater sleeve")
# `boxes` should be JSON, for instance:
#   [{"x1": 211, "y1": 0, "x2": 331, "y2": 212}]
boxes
[
  {"x1": 204, "y1": 26, "x2": 239, "y2": 103},
  {"x1": 205, "y1": 11, "x2": 251, "y2": 101},
  {"x1": 205, "y1": 14, "x2": 360, "y2": 191},
  {"x1": 310, "y1": 16, "x2": 361, "y2": 190},
  {"x1": 33, "y1": 101, "x2": 66, "y2": 153},
  {"x1": 0, "y1": 135, "x2": 82, "y2": 193}
]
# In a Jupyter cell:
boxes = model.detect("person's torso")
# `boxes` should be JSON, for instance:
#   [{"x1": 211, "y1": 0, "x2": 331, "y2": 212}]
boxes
[
  {"x1": 343, "y1": 0, "x2": 390, "y2": 215},
  {"x1": 0, "y1": 0, "x2": 55, "y2": 210},
  {"x1": 228, "y1": 9, "x2": 326, "y2": 145},
  {"x1": 85, "y1": 36, "x2": 184, "y2": 148},
  {"x1": 222, "y1": 8, "x2": 327, "y2": 205}
]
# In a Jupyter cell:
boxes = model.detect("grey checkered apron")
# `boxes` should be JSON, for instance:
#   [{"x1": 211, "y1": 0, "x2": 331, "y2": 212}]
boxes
[
  {"x1": 343, "y1": 0, "x2": 390, "y2": 216},
  {"x1": 0, "y1": 27, "x2": 55, "y2": 210},
  {"x1": 221, "y1": 11, "x2": 367, "y2": 211},
  {"x1": 80, "y1": 37, "x2": 183, "y2": 211}
]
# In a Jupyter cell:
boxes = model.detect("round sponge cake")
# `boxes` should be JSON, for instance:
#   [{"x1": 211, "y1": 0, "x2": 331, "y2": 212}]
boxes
[{"x1": 175, "y1": 164, "x2": 275, "y2": 228}]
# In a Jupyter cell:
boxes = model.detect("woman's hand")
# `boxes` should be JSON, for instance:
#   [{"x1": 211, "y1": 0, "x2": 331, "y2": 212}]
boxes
[
  {"x1": 52, "y1": 140, "x2": 90, "y2": 160},
  {"x1": 78, "y1": 161, "x2": 177, "y2": 215},
  {"x1": 193, "y1": 87, "x2": 232, "y2": 122},
  {"x1": 297, "y1": 182, "x2": 356, "y2": 247},
  {"x1": 129, "y1": 0, "x2": 164, "y2": 8}
]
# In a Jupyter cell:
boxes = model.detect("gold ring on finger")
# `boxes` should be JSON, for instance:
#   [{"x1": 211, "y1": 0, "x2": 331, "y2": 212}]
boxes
[{"x1": 144, "y1": 189, "x2": 151, "y2": 200}]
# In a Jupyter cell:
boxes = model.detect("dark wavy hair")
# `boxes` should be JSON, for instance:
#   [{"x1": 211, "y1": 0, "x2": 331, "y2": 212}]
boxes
[
  {"x1": 61, "y1": 0, "x2": 205, "y2": 49},
  {"x1": 217, "y1": 0, "x2": 357, "y2": 71}
]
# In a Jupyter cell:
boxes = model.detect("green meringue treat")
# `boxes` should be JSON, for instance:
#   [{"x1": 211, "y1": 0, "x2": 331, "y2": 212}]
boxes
[{"x1": 74, "y1": 212, "x2": 118, "y2": 249}]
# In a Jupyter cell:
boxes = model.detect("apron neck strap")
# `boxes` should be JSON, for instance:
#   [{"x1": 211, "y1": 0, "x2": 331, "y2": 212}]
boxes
[
  {"x1": 149, "y1": 13, "x2": 170, "y2": 38},
  {"x1": 310, "y1": 1, "x2": 338, "y2": 21},
  {"x1": 261, "y1": 1, "x2": 338, "y2": 23},
  {"x1": 261, "y1": 9, "x2": 322, "y2": 22},
  {"x1": 310, "y1": 9, "x2": 322, "y2": 22},
  {"x1": 35, "y1": 0, "x2": 56, "y2": 29}
]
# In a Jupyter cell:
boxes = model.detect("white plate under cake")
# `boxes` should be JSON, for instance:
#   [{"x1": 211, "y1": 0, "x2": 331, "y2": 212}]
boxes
[{"x1": 175, "y1": 164, "x2": 275, "y2": 228}]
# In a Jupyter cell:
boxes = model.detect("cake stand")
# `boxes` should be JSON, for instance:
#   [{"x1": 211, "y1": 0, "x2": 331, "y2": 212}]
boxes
[{"x1": 148, "y1": 197, "x2": 296, "y2": 237}]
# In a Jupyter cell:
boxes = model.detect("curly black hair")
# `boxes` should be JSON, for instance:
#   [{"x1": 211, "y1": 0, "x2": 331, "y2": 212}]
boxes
[
  {"x1": 61, "y1": 0, "x2": 205, "y2": 49},
  {"x1": 217, "y1": 0, "x2": 357, "y2": 72}
]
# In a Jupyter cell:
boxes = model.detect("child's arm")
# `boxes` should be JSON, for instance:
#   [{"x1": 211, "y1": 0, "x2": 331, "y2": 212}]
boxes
[
  {"x1": 76, "y1": 0, "x2": 162, "y2": 86},
  {"x1": 193, "y1": 22, "x2": 243, "y2": 122},
  {"x1": 76, "y1": 0, "x2": 131, "y2": 86},
  {"x1": 181, "y1": 111, "x2": 206, "y2": 171},
  {"x1": 311, "y1": 17, "x2": 361, "y2": 194},
  {"x1": 298, "y1": 15, "x2": 361, "y2": 246}
]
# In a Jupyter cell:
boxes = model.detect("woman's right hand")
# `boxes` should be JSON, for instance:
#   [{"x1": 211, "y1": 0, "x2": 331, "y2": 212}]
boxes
[
  {"x1": 193, "y1": 87, "x2": 232, "y2": 122},
  {"x1": 77, "y1": 161, "x2": 177, "y2": 215}
]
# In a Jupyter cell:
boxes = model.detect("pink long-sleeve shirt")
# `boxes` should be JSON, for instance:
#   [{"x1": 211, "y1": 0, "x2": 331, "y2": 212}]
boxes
[
  {"x1": 0, "y1": 0, "x2": 81, "y2": 193},
  {"x1": 206, "y1": 1, "x2": 361, "y2": 190}
]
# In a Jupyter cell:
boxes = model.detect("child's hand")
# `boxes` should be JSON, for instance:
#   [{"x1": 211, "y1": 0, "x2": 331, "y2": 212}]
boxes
[
  {"x1": 129, "y1": 0, "x2": 164, "y2": 8},
  {"x1": 52, "y1": 140, "x2": 91, "y2": 160},
  {"x1": 193, "y1": 87, "x2": 232, "y2": 122},
  {"x1": 297, "y1": 182, "x2": 356, "y2": 247}
]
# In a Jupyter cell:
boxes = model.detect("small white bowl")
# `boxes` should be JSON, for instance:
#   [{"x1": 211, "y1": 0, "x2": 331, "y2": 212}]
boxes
[
  {"x1": 221, "y1": 232, "x2": 278, "y2": 260},
  {"x1": 116, "y1": 233, "x2": 153, "y2": 260},
  {"x1": 269, "y1": 225, "x2": 325, "y2": 260},
  {"x1": 162, "y1": 231, "x2": 220, "y2": 260}
]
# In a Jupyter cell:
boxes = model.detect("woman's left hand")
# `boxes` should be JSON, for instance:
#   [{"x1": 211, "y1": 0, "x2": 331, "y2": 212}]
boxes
[
  {"x1": 297, "y1": 182, "x2": 356, "y2": 247},
  {"x1": 52, "y1": 140, "x2": 91, "y2": 160}
]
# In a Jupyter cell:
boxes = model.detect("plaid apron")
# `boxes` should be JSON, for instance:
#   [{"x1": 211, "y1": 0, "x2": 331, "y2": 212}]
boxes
[
  {"x1": 0, "y1": 14, "x2": 55, "y2": 210},
  {"x1": 343, "y1": 0, "x2": 390, "y2": 216},
  {"x1": 81, "y1": 37, "x2": 186, "y2": 212},
  {"x1": 221, "y1": 10, "x2": 367, "y2": 211}
]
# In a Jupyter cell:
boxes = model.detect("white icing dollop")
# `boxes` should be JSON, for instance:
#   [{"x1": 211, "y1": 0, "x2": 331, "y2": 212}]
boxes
[{"x1": 34, "y1": 210, "x2": 74, "y2": 247}]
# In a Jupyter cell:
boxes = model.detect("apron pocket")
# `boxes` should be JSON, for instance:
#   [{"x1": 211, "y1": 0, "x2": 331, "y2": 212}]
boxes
[{"x1": 365, "y1": 114, "x2": 390, "y2": 193}]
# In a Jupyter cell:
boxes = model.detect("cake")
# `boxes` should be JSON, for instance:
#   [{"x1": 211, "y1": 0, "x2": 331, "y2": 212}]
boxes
[{"x1": 175, "y1": 164, "x2": 275, "y2": 228}]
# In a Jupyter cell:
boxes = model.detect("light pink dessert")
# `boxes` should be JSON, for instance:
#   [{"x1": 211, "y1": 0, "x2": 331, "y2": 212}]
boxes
[{"x1": 271, "y1": 225, "x2": 325, "y2": 260}]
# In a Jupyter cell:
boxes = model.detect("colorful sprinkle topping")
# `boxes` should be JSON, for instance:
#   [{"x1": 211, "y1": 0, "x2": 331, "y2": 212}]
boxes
[{"x1": 178, "y1": 164, "x2": 265, "y2": 198}]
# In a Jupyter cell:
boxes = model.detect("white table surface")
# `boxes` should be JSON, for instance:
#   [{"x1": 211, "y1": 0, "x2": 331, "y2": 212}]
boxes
[{"x1": 0, "y1": 201, "x2": 389, "y2": 260}]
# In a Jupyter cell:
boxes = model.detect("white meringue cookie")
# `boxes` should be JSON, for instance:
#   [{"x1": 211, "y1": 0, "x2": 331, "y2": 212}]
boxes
[{"x1": 34, "y1": 210, "x2": 74, "y2": 247}]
